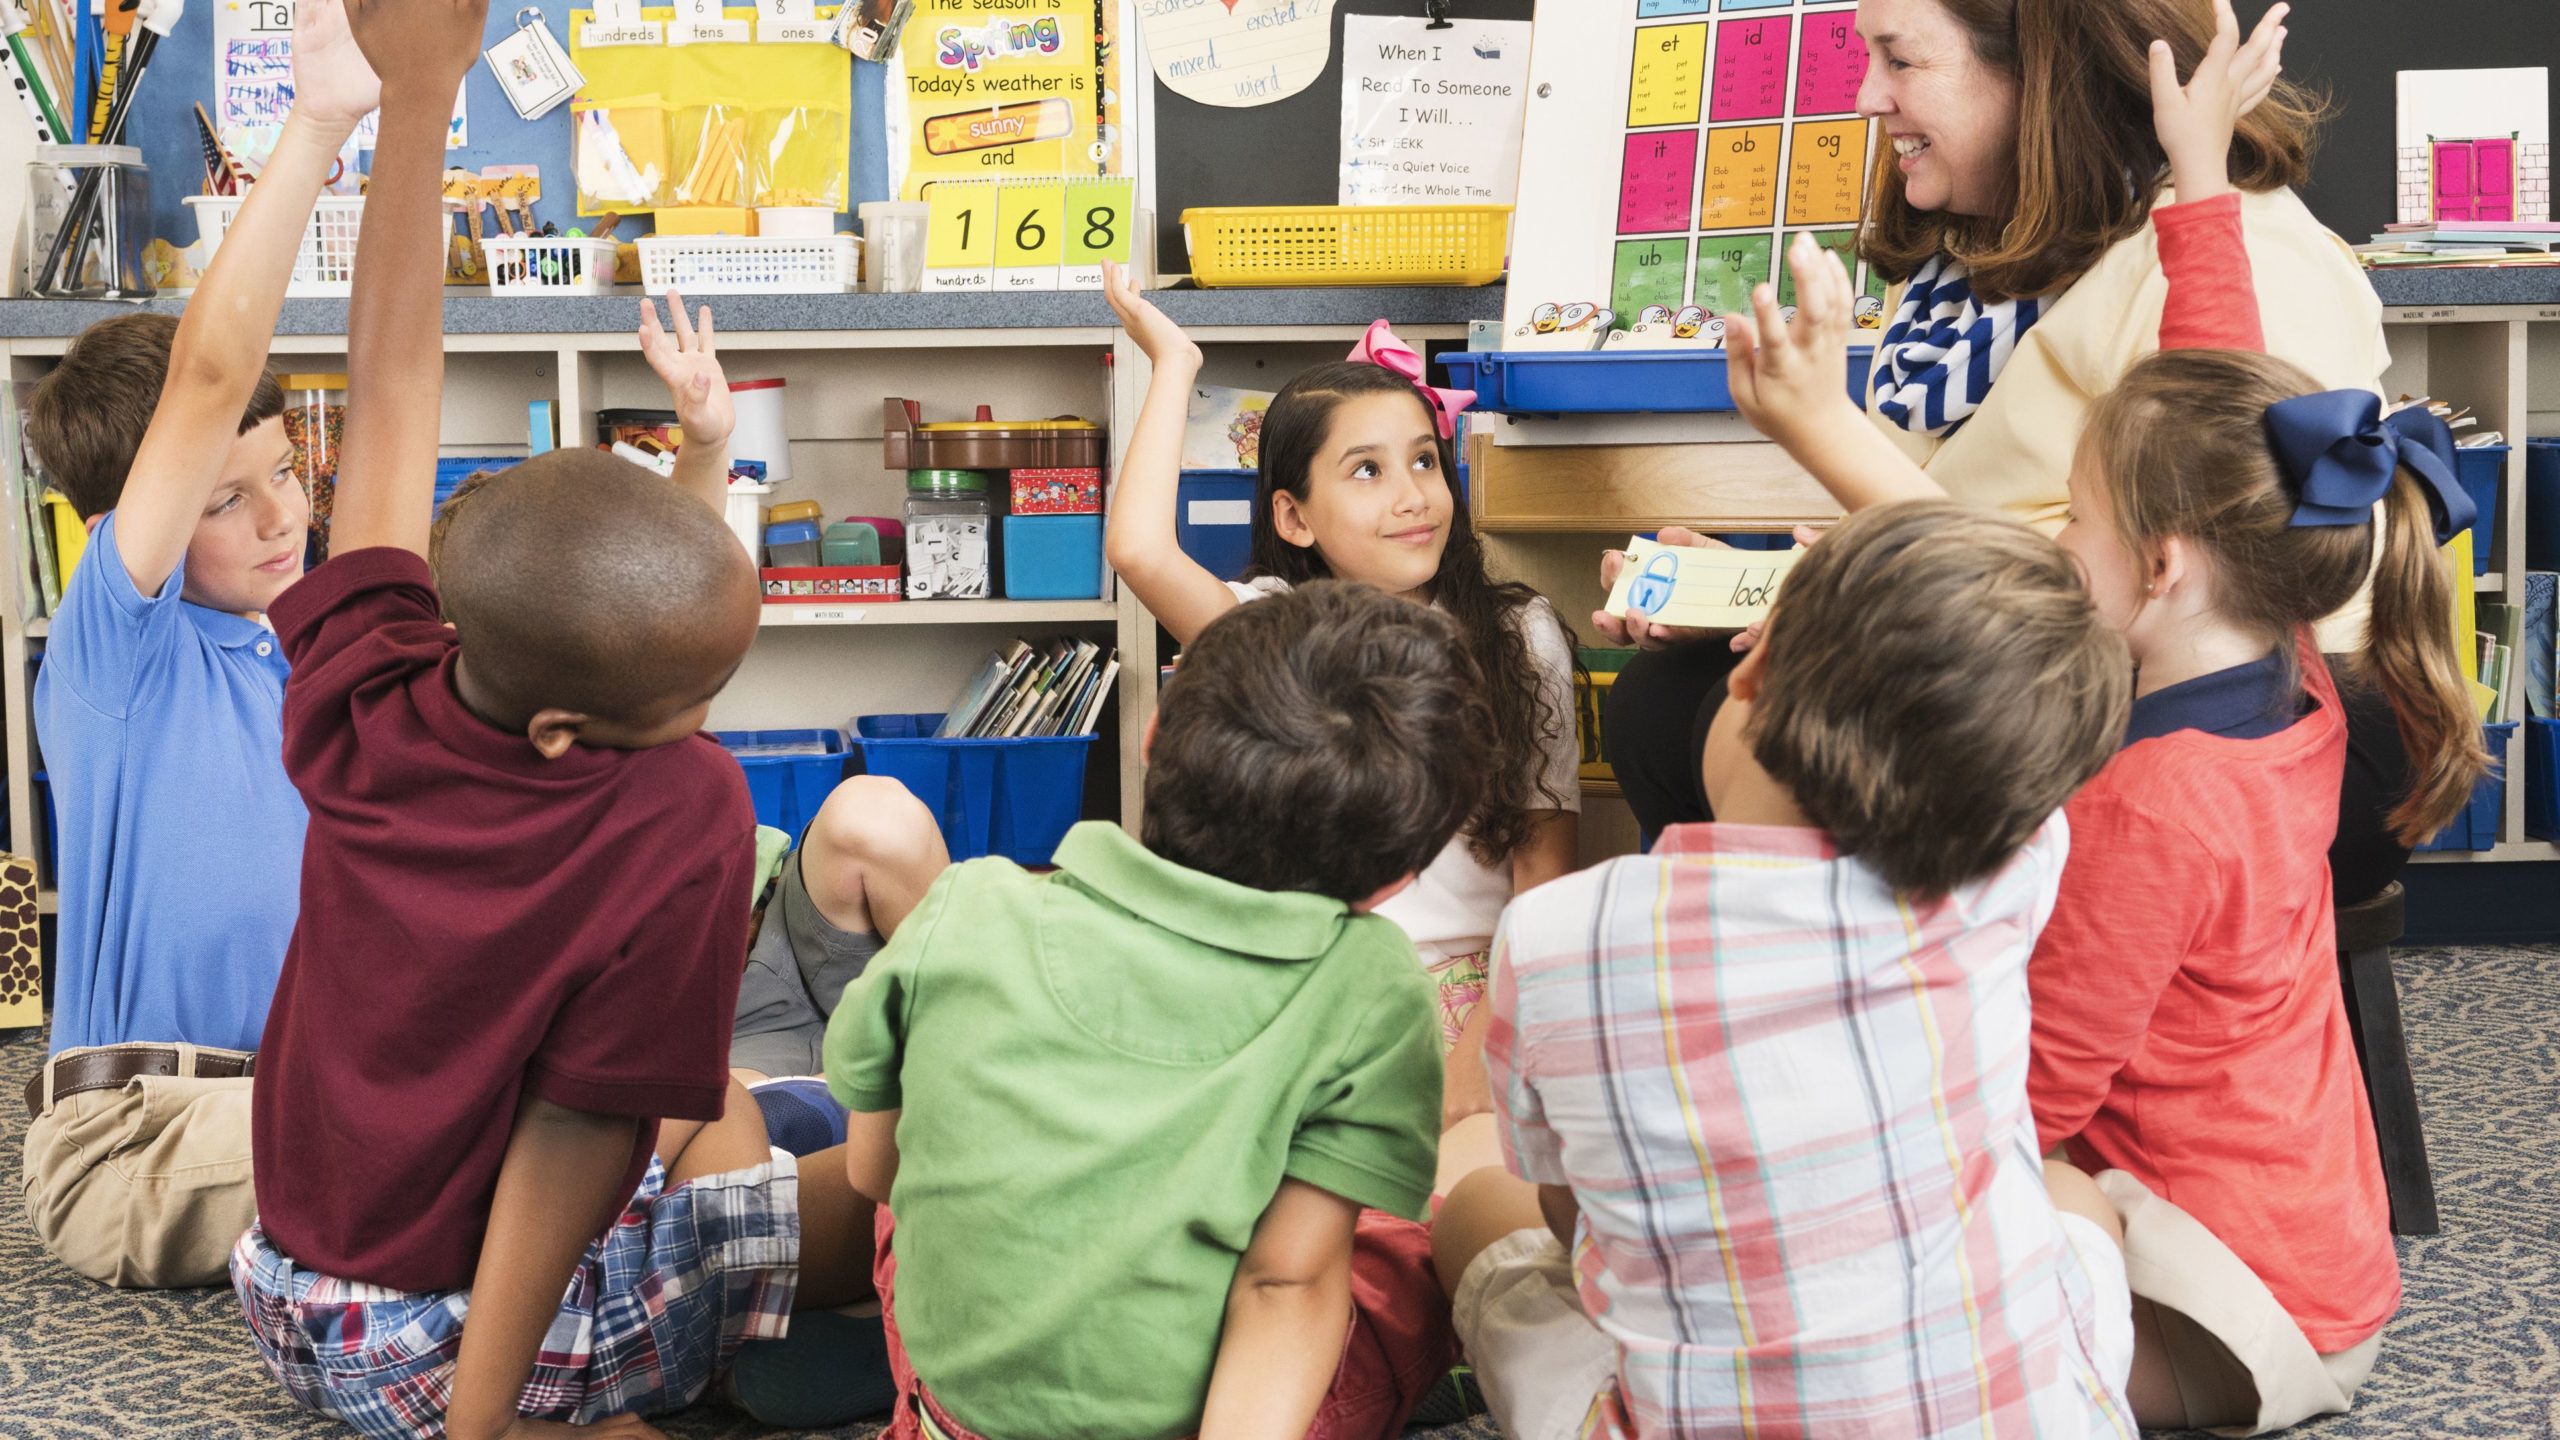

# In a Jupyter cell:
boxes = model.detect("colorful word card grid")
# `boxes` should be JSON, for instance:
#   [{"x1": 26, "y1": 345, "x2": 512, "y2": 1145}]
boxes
[{"x1": 1610, "y1": 0, "x2": 1887, "y2": 332}]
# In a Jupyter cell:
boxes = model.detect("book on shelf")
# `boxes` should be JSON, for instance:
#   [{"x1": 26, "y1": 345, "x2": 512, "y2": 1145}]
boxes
[
  {"x1": 2525, "y1": 571, "x2": 2554, "y2": 722},
  {"x1": 936, "y1": 636, "x2": 1117, "y2": 739},
  {"x1": 2482, "y1": 601, "x2": 2525, "y2": 720}
]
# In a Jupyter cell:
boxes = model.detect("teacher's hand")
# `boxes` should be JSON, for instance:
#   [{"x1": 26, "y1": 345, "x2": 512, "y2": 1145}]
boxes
[{"x1": 1594, "y1": 527, "x2": 1728, "y2": 650}]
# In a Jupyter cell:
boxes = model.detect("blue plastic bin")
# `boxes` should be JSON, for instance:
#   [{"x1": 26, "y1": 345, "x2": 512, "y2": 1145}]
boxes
[
  {"x1": 2526, "y1": 438, "x2": 2560, "y2": 573},
  {"x1": 2527, "y1": 717, "x2": 2559, "y2": 843},
  {"x1": 1002, "y1": 514, "x2": 1103, "y2": 599},
  {"x1": 2454, "y1": 445, "x2": 2507, "y2": 576},
  {"x1": 852, "y1": 713, "x2": 1095, "y2": 865},
  {"x1": 715, "y1": 729, "x2": 850, "y2": 839},
  {"x1": 1440, "y1": 346, "x2": 1875, "y2": 416},
  {"x1": 2414, "y1": 721, "x2": 2516, "y2": 853},
  {"x1": 1177, "y1": 470, "x2": 1257, "y2": 581}
]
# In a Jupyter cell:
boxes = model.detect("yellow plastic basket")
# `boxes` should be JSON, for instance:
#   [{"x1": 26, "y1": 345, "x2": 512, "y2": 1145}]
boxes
[{"x1": 1178, "y1": 204, "x2": 1512, "y2": 288}]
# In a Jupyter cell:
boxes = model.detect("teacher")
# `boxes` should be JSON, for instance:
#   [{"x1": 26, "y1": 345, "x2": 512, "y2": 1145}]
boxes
[{"x1": 1600, "y1": 0, "x2": 2410, "y2": 900}]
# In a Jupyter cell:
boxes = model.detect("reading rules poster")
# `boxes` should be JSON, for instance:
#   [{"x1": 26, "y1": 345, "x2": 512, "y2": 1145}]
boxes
[
  {"x1": 892, "y1": 1, "x2": 1121, "y2": 197},
  {"x1": 1507, "y1": 0, "x2": 1888, "y2": 339}
]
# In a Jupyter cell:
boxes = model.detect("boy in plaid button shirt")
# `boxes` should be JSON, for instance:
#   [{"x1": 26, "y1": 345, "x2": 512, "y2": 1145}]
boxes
[{"x1": 1434, "y1": 502, "x2": 2142, "y2": 1439}]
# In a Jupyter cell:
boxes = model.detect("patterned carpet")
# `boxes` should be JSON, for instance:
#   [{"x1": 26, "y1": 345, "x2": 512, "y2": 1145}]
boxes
[{"x1": 4, "y1": 945, "x2": 2555, "y2": 1438}]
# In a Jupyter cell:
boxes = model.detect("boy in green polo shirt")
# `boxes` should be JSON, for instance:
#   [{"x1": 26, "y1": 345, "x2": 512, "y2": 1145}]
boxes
[{"x1": 825, "y1": 579, "x2": 1494, "y2": 1440}]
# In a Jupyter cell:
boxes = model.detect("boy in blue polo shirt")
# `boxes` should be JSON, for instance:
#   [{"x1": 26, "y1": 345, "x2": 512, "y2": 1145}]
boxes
[{"x1": 14, "y1": 1, "x2": 378, "y2": 1290}]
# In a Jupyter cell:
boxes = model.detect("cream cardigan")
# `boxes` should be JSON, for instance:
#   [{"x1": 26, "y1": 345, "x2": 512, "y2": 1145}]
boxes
[{"x1": 1869, "y1": 186, "x2": 2390, "y2": 650}]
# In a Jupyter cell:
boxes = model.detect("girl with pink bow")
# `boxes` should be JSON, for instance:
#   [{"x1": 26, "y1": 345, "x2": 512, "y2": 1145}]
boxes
[{"x1": 1102, "y1": 263, "x2": 1583, "y2": 1162}]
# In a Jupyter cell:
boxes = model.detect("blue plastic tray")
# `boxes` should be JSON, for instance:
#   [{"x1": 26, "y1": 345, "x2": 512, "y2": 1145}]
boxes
[
  {"x1": 715, "y1": 729, "x2": 851, "y2": 840},
  {"x1": 1444, "y1": 346, "x2": 1876, "y2": 417},
  {"x1": 853, "y1": 713, "x2": 1096, "y2": 865}
]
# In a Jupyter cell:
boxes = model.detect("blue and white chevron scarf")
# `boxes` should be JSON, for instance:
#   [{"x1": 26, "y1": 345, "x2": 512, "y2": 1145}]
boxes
[{"x1": 1870, "y1": 252, "x2": 2053, "y2": 436}]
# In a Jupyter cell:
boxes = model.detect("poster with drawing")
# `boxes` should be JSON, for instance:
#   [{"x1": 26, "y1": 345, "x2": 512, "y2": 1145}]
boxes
[
  {"x1": 2394, "y1": 68, "x2": 2549, "y2": 226},
  {"x1": 1506, "y1": 0, "x2": 1885, "y2": 346}
]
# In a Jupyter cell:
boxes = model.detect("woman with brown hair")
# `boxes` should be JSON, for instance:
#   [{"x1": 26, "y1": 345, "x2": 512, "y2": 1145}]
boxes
[{"x1": 1599, "y1": 0, "x2": 2412, "y2": 903}]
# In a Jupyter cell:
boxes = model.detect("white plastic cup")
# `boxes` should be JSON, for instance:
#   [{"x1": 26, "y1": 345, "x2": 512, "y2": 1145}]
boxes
[
  {"x1": 858, "y1": 201, "x2": 929, "y2": 293},
  {"x1": 725, "y1": 481, "x2": 772, "y2": 565},
  {"x1": 728, "y1": 377, "x2": 791, "y2": 485}
]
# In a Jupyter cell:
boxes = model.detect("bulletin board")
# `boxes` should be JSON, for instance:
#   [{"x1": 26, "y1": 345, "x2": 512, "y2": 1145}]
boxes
[
  {"x1": 105, "y1": 3, "x2": 892, "y2": 253},
  {"x1": 1505, "y1": 0, "x2": 1884, "y2": 340},
  {"x1": 1145, "y1": 0, "x2": 1536, "y2": 273}
]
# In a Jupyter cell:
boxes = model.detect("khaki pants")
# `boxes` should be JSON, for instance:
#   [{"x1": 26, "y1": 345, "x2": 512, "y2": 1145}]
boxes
[{"x1": 19, "y1": 1044, "x2": 258, "y2": 1288}]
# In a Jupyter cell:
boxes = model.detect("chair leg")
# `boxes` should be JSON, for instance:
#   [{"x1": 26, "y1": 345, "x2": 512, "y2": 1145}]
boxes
[{"x1": 2340, "y1": 942, "x2": 2440, "y2": 1237}]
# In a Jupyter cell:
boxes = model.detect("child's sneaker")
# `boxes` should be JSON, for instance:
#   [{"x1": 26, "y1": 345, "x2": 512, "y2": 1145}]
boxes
[{"x1": 748, "y1": 1076, "x2": 844, "y2": 1157}]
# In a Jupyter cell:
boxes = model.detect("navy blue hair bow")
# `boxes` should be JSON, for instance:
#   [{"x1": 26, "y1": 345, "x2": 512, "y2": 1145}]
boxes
[{"x1": 2264, "y1": 390, "x2": 2475, "y2": 544}]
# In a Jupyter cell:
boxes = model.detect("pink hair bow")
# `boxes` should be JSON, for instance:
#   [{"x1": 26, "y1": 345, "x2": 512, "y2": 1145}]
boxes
[{"x1": 1348, "y1": 318, "x2": 1475, "y2": 441}]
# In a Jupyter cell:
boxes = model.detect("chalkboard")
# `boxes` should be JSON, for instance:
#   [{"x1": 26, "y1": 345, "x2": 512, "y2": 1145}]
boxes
[
  {"x1": 2238, "y1": 0, "x2": 2558, "y2": 239},
  {"x1": 1147, "y1": 0, "x2": 1536, "y2": 272}
]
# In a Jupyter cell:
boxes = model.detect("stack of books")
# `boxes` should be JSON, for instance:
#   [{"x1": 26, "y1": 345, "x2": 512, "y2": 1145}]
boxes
[
  {"x1": 2358, "y1": 221, "x2": 2560, "y2": 268},
  {"x1": 938, "y1": 638, "x2": 1119, "y2": 739}
]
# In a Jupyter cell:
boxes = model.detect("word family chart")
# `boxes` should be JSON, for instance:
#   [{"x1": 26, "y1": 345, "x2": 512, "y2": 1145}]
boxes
[{"x1": 1507, "y1": 0, "x2": 1889, "y2": 342}]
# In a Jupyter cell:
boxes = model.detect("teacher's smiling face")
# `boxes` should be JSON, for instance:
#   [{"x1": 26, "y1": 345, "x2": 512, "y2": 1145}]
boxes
[{"x1": 1855, "y1": 0, "x2": 2021, "y2": 218}]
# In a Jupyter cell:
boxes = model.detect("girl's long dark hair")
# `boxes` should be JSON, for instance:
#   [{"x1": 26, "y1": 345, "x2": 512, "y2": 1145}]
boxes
[{"x1": 1246, "y1": 362, "x2": 1582, "y2": 865}]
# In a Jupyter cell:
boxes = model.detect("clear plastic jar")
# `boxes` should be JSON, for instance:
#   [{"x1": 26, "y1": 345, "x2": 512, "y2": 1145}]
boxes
[
  {"x1": 23, "y1": 145, "x2": 152, "y2": 299},
  {"x1": 281, "y1": 373, "x2": 347, "y2": 561},
  {"x1": 904, "y1": 470, "x2": 994, "y2": 600}
]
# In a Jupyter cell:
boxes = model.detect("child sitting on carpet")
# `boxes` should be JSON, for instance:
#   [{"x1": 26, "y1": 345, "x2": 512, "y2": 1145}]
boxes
[
  {"x1": 1433, "y1": 501, "x2": 2139, "y2": 1440},
  {"x1": 1721, "y1": 9, "x2": 2470, "y2": 1426},
  {"x1": 827, "y1": 581, "x2": 1489, "y2": 1440},
  {"x1": 231, "y1": 7, "x2": 872, "y2": 1437}
]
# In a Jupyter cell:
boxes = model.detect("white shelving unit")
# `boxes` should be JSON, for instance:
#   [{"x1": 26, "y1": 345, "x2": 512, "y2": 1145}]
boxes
[
  {"x1": 0, "y1": 297, "x2": 1478, "y2": 940},
  {"x1": 2376, "y1": 303, "x2": 2560, "y2": 864}
]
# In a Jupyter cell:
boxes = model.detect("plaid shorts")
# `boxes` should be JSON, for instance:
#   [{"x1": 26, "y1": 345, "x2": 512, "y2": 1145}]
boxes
[{"x1": 231, "y1": 1150, "x2": 802, "y2": 1440}]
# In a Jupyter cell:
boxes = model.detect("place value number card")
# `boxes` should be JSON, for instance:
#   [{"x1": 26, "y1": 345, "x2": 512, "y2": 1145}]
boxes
[
  {"x1": 1603, "y1": 535, "x2": 1804, "y2": 630},
  {"x1": 925, "y1": 177, "x2": 1137, "y2": 292}
]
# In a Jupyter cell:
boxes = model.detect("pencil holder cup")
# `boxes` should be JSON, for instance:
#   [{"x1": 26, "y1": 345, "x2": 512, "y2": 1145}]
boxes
[{"x1": 23, "y1": 145, "x2": 153, "y2": 299}]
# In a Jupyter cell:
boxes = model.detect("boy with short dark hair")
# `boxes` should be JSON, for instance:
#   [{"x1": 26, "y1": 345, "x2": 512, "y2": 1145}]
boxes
[
  {"x1": 1433, "y1": 501, "x2": 2143, "y2": 1440},
  {"x1": 17, "y1": 0, "x2": 377, "y2": 1290},
  {"x1": 231, "y1": 7, "x2": 871, "y2": 1437},
  {"x1": 827, "y1": 579, "x2": 1491, "y2": 1440}
]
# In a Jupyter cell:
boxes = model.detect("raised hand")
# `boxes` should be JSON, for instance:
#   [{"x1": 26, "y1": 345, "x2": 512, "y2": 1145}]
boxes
[
  {"x1": 1725, "y1": 232, "x2": 1860, "y2": 452},
  {"x1": 290, "y1": 0, "x2": 382, "y2": 132},
  {"x1": 639, "y1": 292, "x2": 735, "y2": 449},
  {"x1": 1103, "y1": 260, "x2": 1202, "y2": 372},
  {"x1": 2151, "y1": 0, "x2": 2287, "y2": 203},
  {"x1": 344, "y1": 0, "x2": 489, "y2": 102}
]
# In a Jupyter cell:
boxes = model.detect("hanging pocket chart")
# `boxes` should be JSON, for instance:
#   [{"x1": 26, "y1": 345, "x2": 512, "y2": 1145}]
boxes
[{"x1": 569, "y1": 7, "x2": 851, "y2": 216}]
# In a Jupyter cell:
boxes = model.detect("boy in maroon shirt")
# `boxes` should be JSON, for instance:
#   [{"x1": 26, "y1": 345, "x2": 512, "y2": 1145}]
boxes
[{"x1": 229, "y1": 7, "x2": 871, "y2": 1438}]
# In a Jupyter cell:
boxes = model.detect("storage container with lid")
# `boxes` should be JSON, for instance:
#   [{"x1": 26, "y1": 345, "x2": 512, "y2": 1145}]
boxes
[
  {"x1": 882, "y1": 400, "x2": 1106, "y2": 472},
  {"x1": 905, "y1": 470, "x2": 995, "y2": 600}
]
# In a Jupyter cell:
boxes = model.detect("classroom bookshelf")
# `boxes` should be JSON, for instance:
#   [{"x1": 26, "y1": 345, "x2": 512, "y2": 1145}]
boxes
[
  {"x1": 0, "y1": 288, "x2": 1483, "y2": 941},
  {"x1": 0, "y1": 275, "x2": 2549, "y2": 966}
]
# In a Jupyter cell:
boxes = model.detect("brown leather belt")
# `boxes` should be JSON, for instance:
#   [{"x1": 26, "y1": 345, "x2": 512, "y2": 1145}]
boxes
[{"x1": 23, "y1": 1045, "x2": 255, "y2": 1118}]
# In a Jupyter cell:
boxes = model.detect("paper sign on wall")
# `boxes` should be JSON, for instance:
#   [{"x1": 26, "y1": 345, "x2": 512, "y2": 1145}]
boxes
[
  {"x1": 1339, "y1": 16, "x2": 1531, "y2": 207},
  {"x1": 891, "y1": 1, "x2": 1114, "y2": 199},
  {"x1": 1604, "y1": 535, "x2": 1802, "y2": 630},
  {"x1": 214, "y1": 0, "x2": 469, "y2": 148},
  {"x1": 1140, "y1": 0, "x2": 1335, "y2": 109}
]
